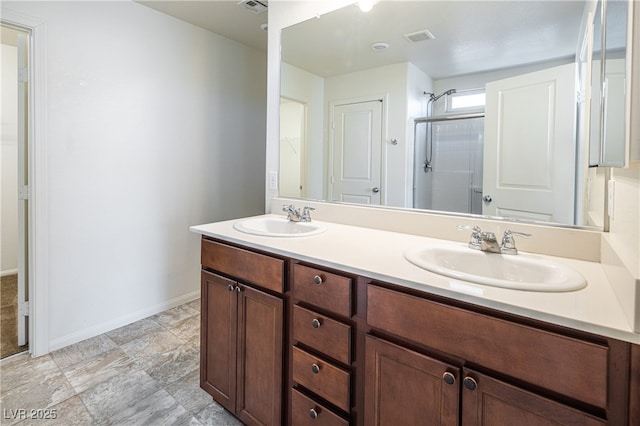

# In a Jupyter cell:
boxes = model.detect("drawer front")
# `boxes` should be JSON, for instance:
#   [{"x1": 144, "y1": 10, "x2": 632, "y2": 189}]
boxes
[
  {"x1": 293, "y1": 305, "x2": 352, "y2": 365},
  {"x1": 292, "y1": 346, "x2": 350, "y2": 412},
  {"x1": 201, "y1": 239, "x2": 284, "y2": 293},
  {"x1": 292, "y1": 264, "x2": 351, "y2": 317},
  {"x1": 367, "y1": 285, "x2": 609, "y2": 409},
  {"x1": 291, "y1": 388, "x2": 349, "y2": 426}
]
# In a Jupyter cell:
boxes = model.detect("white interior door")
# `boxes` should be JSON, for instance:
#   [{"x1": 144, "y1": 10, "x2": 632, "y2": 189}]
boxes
[
  {"x1": 330, "y1": 100, "x2": 383, "y2": 204},
  {"x1": 16, "y1": 32, "x2": 29, "y2": 347},
  {"x1": 483, "y1": 63, "x2": 577, "y2": 224}
]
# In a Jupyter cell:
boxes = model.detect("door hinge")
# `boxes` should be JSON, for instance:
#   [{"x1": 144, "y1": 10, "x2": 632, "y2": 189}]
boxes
[
  {"x1": 18, "y1": 301, "x2": 29, "y2": 317},
  {"x1": 18, "y1": 185, "x2": 29, "y2": 200},
  {"x1": 576, "y1": 90, "x2": 586, "y2": 104},
  {"x1": 18, "y1": 67, "x2": 29, "y2": 83}
]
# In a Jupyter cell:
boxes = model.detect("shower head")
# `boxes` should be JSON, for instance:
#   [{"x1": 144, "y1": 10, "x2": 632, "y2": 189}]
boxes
[{"x1": 430, "y1": 88, "x2": 457, "y2": 103}]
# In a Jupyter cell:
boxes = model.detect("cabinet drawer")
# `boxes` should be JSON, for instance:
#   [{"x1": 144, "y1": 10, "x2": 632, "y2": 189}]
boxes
[
  {"x1": 201, "y1": 239, "x2": 284, "y2": 293},
  {"x1": 292, "y1": 346, "x2": 350, "y2": 412},
  {"x1": 291, "y1": 388, "x2": 349, "y2": 426},
  {"x1": 293, "y1": 305, "x2": 351, "y2": 365},
  {"x1": 367, "y1": 285, "x2": 609, "y2": 409},
  {"x1": 292, "y1": 264, "x2": 351, "y2": 317}
]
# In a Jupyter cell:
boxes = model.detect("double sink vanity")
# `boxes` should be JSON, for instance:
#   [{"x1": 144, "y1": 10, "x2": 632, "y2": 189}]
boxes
[{"x1": 191, "y1": 206, "x2": 640, "y2": 426}]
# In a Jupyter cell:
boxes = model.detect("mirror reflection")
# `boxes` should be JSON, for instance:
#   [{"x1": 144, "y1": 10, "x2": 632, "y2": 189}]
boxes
[{"x1": 280, "y1": 1, "x2": 610, "y2": 228}]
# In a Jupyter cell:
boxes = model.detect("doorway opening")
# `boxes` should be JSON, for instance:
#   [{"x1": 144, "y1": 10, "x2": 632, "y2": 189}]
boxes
[{"x1": 1, "y1": 24, "x2": 30, "y2": 359}]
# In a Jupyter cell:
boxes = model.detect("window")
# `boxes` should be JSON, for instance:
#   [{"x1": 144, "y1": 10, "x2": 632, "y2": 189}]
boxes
[{"x1": 446, "y1": 89, "x2": 485, "y2": 113}]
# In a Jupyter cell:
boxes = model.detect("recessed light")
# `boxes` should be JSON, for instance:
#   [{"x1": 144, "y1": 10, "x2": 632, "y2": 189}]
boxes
[{"x1": 371, "y1": 42, "x2": 389, "y2": 51}]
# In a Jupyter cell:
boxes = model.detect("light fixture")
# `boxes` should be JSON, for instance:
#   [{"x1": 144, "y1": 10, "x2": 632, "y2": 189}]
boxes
[
  {"x1": 370, "y1": 42, "x2": 389, "y2": 51},
  {"x1": 359, "y1": 0, "x2": 374, "y2": 12}
]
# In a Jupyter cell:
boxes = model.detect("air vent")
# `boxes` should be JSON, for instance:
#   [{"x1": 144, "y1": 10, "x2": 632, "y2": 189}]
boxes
[
  {"x1": 403, "y1": 29, "x2": 435, "y2": 43},
  {"x1": 237, "y1": 0, "x2": 268, "y2": 14}
]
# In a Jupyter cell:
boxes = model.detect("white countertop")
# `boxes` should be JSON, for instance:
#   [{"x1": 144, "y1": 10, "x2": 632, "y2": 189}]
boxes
[{"x1": 191, "y1": 214, "x2": 640, "y2": 345}]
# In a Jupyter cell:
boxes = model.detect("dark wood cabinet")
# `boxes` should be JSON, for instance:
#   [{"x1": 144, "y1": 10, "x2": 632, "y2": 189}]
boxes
[
  {"x1": 461, "y1": 368, "x2": 605, "y2": 426},
  {"x1": 364, "y1": 335, "x2": 459, "y2": 426},
  {"x1": 197, "y1": 236, "x2": 637, "y2": 425},
  {"x1": 200, "y1": 240, "x2": 284, "y2": 426}
]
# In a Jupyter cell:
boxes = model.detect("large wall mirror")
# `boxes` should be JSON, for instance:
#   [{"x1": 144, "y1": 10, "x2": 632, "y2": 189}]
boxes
[{"x1": 279, "y1": 0, "x2": 633, "y2": 229}]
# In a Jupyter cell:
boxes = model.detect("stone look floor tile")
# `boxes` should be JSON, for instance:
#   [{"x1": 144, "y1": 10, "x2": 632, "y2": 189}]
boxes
[
  {"x1": 0, "y1": 299, "x2": 239, "y2": 426},
  {"x1": 78, "y1": 369, "x2": 159, "y2": 423},
  {"x1": 18, "y1": 395, "x2": 95, "y2": 425},
  {"x1": 61, "y1": 347, "x2": 136, "y2": 394},
  {"x1": 120, "y1": 328, "x2": 186, "y2": 371},
  {"x1": 145, "y1": 338, "x2": 200, "y2": 387},
  {"x1": 185, "y1": 299, "x2": 200, "y2": 313},
  {"x1": 0, "y1": 354, "x2": 60, "y2": 393},
  {"x1": 51, "y1": 335, "x2": 117, "y2": 370},
  {"x1": 105, "y1": 318, "x2": 163, "y2": 347},
  {"x1": 151, "y1": 304, "x2": 199, "y2": 328},
  {"x1": 107, "y1": 389, "x2": 190, "y2": 426},
  {"x1": 168, "y1": 314, "x2": 201, "y2": 341},
  {"x1": 164, "y1": 369, "x2": 213, "y2": 416}
]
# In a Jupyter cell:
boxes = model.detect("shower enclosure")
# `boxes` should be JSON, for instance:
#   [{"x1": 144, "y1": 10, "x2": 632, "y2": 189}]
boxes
[{"x1": 413, "y1": 90, "x2": 485, "y2": 214}]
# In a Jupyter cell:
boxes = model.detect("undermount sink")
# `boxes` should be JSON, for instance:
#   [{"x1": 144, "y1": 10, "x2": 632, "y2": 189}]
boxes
[
  {"x1": 404, "y1": 244, "x2": 587, "y2": 292},
  {"x1": 233, "y1": 216, "x2": 326, "y2": 237}
]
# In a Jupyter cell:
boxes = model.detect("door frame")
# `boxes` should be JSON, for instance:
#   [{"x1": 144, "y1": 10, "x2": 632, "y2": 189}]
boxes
[
  {"x1": 2, "y1": 10, "x2": 49, "y2": 357},
  {"x1": 328, "y1": 94, "x2": 386, "y2": 204}
]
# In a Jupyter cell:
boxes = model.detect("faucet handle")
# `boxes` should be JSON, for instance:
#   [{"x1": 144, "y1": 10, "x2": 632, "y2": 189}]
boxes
[
  {"x1": 301, "y1": 206, "x2": 315, "y2": 222},
  {"x1": 457, "y1": 225, "x2": 482, "y2": 249},
  {"x1": 501, "y1": 230, "x2": 532, "y2": 255}
]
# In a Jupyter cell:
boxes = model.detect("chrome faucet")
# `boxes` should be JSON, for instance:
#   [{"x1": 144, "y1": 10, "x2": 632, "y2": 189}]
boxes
[
  {"x1": 282, "y1": 204, "x2": 315, "y2": 222},
  {"x1": 458, "y1": 225, "x2": 531, "y2": 255}
]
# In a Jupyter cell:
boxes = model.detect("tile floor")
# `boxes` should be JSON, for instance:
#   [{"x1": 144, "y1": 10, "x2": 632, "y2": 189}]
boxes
[{"x1": 0, "y1": 299, "x2": 243, "y2": 425}]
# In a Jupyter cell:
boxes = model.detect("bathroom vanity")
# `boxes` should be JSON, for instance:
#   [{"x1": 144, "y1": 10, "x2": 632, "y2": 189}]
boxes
[{"x1": 192, "y1": 216, "x2": 640, "y2": 426}]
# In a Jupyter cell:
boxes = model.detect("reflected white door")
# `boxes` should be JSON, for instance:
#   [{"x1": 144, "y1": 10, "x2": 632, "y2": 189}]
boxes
[
  {"x1": 330, "y1": 100, "x2": 383, "y2": 204},
  {"x1": 16, "y1": 32, "x2": 29, "y2": 346},
  {"x1": 483, "y1": 63, "x2": 576, "y2": 224},
  {"x1": 279, "y1": 99, "x2": 306, "y2": 198}
]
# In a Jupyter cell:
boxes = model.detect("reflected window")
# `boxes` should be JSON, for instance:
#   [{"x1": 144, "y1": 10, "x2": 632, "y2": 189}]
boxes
[{"x1": 447, "y1": 89, "x2": 486, "y2": 113}]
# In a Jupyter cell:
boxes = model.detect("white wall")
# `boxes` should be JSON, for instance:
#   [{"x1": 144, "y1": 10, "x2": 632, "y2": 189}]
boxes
[
  {"x1": 1, "y1": 43, "x2": 18, "y2": 275},
  {"x1": 2, "y1": 1, "x2": 267, "y2": 351}
]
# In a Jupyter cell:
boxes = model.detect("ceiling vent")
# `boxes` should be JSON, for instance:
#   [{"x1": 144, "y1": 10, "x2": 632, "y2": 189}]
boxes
[
  {"x1": 238, "y1": 0, "x2": 268, "y2": 14},
  {"x1": 403, "y1": 29, "x2": 435, "y2": 43}
]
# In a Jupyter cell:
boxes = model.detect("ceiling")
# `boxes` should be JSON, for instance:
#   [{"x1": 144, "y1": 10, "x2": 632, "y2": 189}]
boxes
[
  {"x1": 138, "y1": 1, "x2": 588, "y2": 80},
  {"x1": 136, "y1": 0, "x2": 269, "y2": 51},
  {"x1": 281, "y1": 1, "x2": 587, "y2": 79}
]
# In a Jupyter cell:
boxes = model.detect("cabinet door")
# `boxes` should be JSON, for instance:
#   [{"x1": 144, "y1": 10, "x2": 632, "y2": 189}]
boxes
[
  {"x1": 236, "y1": 284, "x2": 284, "y2": 426},
  {"x1": 201, "y1": 271, "x2": 237, "y2": 413},
  {"x1": 364, "y1": 335, "x2": 459, "y2": 426},
  {"x1": 461, "y1": 368, "x2": 606, "y2": 426}
]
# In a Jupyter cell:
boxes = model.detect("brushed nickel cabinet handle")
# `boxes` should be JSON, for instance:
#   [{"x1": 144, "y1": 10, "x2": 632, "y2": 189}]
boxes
[
  {"x1": 309, "y1": 408, "x2": 318, "y2": 419},
  {"x1": 442, "y1": 371, "x2": 456, "y2": 385},
  {"x1": 235, "y1": 286, "x2": 242, "y2": 293},
  {"x1": 463, "y1": 376, "x2": 478, "y2": 391},
  {"x1": 227, "y1": 284, "x2": 234, "y2": 292},
  {"x1": 313, "y1": 275, "x2": 324, "y2": 285},
  {"x1": 311, "y1": 318, "x2": 321, "y2": 329},
  {"x1": 311, "y1": 363, "x2": 320, "y2": 374}
]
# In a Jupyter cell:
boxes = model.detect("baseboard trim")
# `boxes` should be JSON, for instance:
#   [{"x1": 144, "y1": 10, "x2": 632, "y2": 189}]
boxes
[
  {"x1": 48, "y1": 290, "x2": 200, "y2": 353},
  {"x1": 1, "y1": 269, "x2": 19, "y2": 278}
]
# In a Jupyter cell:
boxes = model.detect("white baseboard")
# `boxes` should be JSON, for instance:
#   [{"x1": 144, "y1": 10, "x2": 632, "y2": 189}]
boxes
[
  {"x1": 48, "y1": 290, "x2": 200, "y2": 353},
  {"x1": 1, "y1": 269, "x2": 19, "y2": 277}
]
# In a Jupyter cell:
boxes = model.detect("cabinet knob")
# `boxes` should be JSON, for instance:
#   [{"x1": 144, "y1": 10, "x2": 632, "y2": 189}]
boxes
[
  {"x1": 309, "y1": 408, "x2": 319, "y2": 420},
  {"x1": 463, "y1": 376, "x2": 478, "y2": 391},
  {"x1": 442, "y1": 371, "x2": 456, "y2": 385},
  {"x1": 311, "y1": 363, "x2": 320, "y2": 374},
  {"x1": 235, "y1": 286, "x2": 242, "y2": 293},
  {"x1": 311, "y1": 318, "x2": 321, "y2": 329},
  {"x1": 313, "y1": 275, "x2": 324, "y2": 285},
  {"x1": 227, "y1": 284, "x2": 234, "y2": 292}
]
